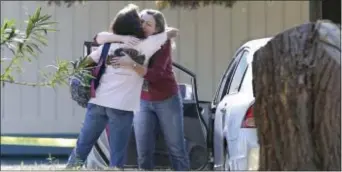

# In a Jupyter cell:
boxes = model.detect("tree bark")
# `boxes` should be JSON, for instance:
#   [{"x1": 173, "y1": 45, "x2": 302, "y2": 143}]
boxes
[{"x1": 252, "y1": 20, "x2": 341, "y2": 171}]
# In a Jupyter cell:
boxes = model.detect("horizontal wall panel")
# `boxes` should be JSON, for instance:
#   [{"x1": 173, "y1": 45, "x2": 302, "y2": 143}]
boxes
[{"x1": 1, "y1": 1, "x2": 309, "y2": 134}]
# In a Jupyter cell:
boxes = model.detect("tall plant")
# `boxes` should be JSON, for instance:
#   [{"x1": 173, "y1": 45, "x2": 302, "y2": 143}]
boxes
[{"x1": 1, "y1": 7, "x2": 88, "y2": 87}]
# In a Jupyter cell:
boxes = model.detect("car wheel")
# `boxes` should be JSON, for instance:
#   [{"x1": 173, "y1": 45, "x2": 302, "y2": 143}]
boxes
[{"x1": 189, "y1": 145, "x2": 207, "y2": 170}]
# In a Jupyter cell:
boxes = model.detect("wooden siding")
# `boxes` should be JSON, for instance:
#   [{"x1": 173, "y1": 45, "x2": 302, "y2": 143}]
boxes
[{"x1": 1, "y1": 1, "x2": 309, "y2": 134}]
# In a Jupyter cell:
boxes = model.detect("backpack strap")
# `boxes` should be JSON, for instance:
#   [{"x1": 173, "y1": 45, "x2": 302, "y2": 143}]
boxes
[
  {"x1": 97, "y1": 43, "x2": 111, "y2": 68},
  {"x1": 90, "y1": 43, "x2": 111, "y2": 98}
]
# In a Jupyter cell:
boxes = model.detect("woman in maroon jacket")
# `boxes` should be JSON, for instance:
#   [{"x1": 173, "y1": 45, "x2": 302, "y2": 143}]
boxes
[{"x1": 95, "y1": 9, "x2": 189, "y2": 171}]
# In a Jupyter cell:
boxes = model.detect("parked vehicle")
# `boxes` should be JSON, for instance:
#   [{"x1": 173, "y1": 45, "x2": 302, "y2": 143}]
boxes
[
  {"x1": 83, "y1": 38, "x2": 272, "y2": 171},
  {"x1": 212, "y1": 38, "x2": 272, "y2": 171}
]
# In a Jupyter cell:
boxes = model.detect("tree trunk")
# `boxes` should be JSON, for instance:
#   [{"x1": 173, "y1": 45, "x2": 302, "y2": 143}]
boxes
[{"x1": 252, "y1": 20, "x2": 341, "y2": 171}]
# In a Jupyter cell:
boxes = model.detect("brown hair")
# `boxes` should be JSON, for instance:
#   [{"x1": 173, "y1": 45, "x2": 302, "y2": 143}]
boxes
[
  {"x1": 140, "y1": 9, "x2": 167, "y2": 34},
  {"x1": 141, "y1": 9, "x2": 176, "y2": 49},
  {"x1": 109, "y1": 4, "x2": 146, "y2": 39}
]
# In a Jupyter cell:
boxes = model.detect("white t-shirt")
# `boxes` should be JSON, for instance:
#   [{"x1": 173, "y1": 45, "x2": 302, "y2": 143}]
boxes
[{"x1": 88, "y1": 32, "x2": 167, "y2": 112}]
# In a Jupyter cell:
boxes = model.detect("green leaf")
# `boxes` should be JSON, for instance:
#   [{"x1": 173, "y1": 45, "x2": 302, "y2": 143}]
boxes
[{"x1": 0, "y1": 6, "x2": 92, "y2": 88}]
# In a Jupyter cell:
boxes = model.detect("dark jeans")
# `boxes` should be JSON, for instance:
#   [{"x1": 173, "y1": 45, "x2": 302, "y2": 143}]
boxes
[
  {"x1": 134, "y1": 94, "x2": 190, "y2": 171},
  {"x1": 66, "y1": 103, "x2": 133, "y2": 169}
]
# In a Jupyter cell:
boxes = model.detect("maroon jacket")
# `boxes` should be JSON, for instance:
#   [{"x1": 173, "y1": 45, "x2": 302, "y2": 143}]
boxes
[{"x1": 141, "y1": 40, "x2": 178, "y2": 101}]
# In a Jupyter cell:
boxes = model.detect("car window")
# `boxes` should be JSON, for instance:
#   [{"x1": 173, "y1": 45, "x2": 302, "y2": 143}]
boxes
[
  {"x1": 227, "y1": 51, "x2": 249, "y2": 94},
  {"x1": 213, "y1": 61, "x2": 237, "y2": 104},
  {"x1": 212, "y1": 48, "x2": 247, "y2": 104},
  {"x1": 239, "y1": 65, "x2": 253, "y2": 95}
]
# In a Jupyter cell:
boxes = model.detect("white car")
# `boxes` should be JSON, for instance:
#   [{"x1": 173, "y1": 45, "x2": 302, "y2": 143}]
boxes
[{"x1": 212, "y1": 37, "x2": 272, "y2": 171}]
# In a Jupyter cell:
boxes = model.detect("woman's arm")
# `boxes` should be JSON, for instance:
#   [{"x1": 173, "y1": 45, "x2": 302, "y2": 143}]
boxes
[
  {"x1": 111, "y1": 55, "x2": 147, "y2": 77},
  {"x1": 114, "y1": 39, "x2": 172, "y2": 78},
  {"x1": 137, "y1": 28, "x2": 178, "y2": 60},
  {"x1": 138, "y1": 32, "x2": 167, "y2": 60},
  {"x1": 94, "y1": 32, "x2": 140, "y2": 46},
  {"x1": 131, "y1": 63, "x2": 147, "y2": 77},
  {"x1": 94, "y1": 32, "x2": 119, "y2": 44},
  {"x1": 86, "y1": 45, "x2": 103, "y2": 63},
  {"x1": 95, "y1": 28, "x2": 178, "y2": 46},
  {"x1": 95, "y1": 31, "x2": 167, "y2": 58}
]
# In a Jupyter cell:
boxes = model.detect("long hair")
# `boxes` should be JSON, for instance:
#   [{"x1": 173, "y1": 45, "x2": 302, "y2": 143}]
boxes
[
  {"x1": 140, "y1": 9, "x2": 177, "y2": 68},
  {"x1": 140, "y1": 9, "x2": 176, "y2": 50},
  {"x1": 140, "y1": 9, "x2": 166, "y2": 34},
  {"x1": 109, "y1": 4, "x2": 146, "y2": 39}
]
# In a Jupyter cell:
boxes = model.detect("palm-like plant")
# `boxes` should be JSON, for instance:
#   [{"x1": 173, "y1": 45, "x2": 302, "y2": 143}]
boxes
[{"x1": 1, "y1": 7, "x2": 89, "y2": 87}]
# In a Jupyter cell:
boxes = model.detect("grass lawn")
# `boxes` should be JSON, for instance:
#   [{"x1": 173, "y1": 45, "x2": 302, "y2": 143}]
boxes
[{"x1": 1, "y1": 164, "x2": 66, "y2": 171}]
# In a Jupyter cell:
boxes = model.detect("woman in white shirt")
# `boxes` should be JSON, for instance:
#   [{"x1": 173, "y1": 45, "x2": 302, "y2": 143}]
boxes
[
  {"x1": 94, "y1": 10, "x2": 190, "y2": 171},
  {"x1": 65, "y1": 4, "x2": 167, "y2": 169}
]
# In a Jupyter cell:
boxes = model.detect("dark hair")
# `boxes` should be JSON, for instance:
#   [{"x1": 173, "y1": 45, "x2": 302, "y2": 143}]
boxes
[
  {"x1": 109, "y1": 4, "x2": 146, "y2": 39},
  {"x1": 140, "y1": 9, "x2": 167, "y2": 34}
]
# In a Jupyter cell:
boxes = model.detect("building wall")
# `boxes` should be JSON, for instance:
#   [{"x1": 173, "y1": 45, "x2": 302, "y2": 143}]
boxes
[{"x1": 1, "y1": 1, "x2": 309, "y2": 134}]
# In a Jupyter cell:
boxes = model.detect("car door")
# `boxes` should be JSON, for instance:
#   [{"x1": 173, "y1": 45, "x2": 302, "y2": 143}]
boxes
[
  {"x1": 212, "y1": 47, "x2": 250, "y2": 170},
  {"x1": 150, "y1": 62, "x2": 210, "y2": 170}
]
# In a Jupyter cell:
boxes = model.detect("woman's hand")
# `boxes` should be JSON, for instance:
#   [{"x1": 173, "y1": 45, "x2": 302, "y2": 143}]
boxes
[
  {"x1": 121, "y1": 36, "x2": 140, "y2": 47},
  {"x1": 166, "y1": 27, "x2": 179, "y2": 39},
  {"x1": 110, "y1": 54, "x2": 135, "y2": 69},
  {"x1": 110, "y1": 53, "x2": 147, "y2": 77}
]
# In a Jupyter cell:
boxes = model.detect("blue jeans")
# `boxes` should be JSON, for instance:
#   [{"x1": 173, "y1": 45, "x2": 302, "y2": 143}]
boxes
[
  {"x1": 134, "y1": 94, "x2": 190, "y2": 171},
  {"x1": 66, "y1": 103, "x2": 133, "y2": 168}
]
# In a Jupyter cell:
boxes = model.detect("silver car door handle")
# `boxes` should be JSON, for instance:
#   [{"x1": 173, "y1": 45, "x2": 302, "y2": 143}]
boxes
[{"x1": 220, "y1": 108, "x2": 226, "y2": 114}]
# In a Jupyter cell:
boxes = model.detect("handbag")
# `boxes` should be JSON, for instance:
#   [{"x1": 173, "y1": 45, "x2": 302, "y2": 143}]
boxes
[{"x1": 69, "y1": 43, "x2": 111, "y2": 108}]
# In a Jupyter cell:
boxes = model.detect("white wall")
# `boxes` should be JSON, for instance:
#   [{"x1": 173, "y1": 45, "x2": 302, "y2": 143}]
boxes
[{"x1": 1, "y1": 1, "x2": 309, "y2": 134}]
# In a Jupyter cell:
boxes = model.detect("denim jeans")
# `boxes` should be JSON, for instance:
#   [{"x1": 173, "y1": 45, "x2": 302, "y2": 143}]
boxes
[
  {"x1": 66, "y1": 103, "x2": 133, "y2": 169},
  {"x1": 133, "y1": 94, "x2": 190, "y2": 171}
]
